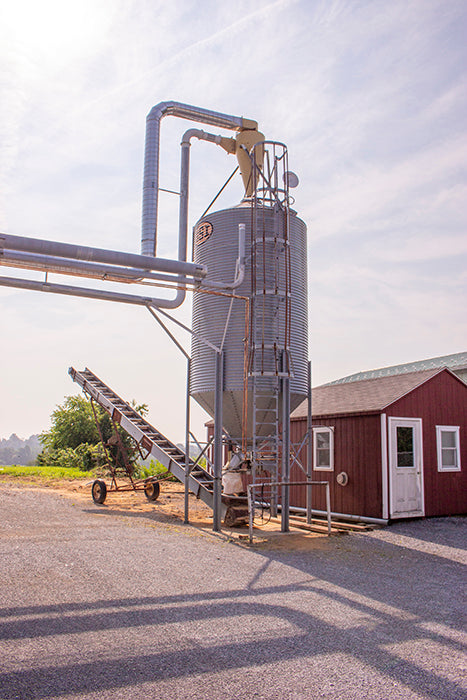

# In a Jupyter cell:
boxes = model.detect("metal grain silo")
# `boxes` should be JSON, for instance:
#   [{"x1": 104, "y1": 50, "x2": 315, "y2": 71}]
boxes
[{"x1": 191, "y1": 199, "x2": 308, "y2": 444}]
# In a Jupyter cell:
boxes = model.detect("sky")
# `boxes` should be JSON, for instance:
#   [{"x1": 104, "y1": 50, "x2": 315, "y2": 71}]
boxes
[{"x1": 0, "y1": 0, "x2": 466, "y2": 443}]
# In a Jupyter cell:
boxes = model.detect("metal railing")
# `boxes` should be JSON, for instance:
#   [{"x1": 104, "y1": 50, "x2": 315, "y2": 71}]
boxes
[{"x1": 247, "y1": 480, "x2": 331, "y2": 543}]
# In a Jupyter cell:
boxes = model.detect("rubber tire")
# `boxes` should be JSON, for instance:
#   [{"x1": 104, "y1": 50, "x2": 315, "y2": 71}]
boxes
[
  {"x1": 92, "y1": 479, "x2": 107, "y2": 504},
  {"x1": 144, "y1": 481, "x2": 160, "y2": 502}
]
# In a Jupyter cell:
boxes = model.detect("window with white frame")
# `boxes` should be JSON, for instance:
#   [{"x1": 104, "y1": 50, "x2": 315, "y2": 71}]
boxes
[
  {"x1": 313, "y1": 427, "x2": 334, "y2": 471},
  {"x1": 436, "y1": 426, "x2": 461, "y2": 472}
]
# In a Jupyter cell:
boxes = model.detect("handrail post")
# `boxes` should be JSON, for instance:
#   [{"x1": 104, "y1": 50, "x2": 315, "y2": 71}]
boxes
[
  {"x1": 247, "y1": 484, "x2": 254, "y2": 544},
  {"x1": 325, "y1": 481, "x2": 332, "y2": 535}
]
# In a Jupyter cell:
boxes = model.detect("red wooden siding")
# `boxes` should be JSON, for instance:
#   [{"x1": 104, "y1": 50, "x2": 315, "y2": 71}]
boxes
[
  {"x1": 389, "y1": 370, "x2": 467, "y2": 516},
  {"x1": 290, "y1": 414, "x2": 384, "y2": 518}
]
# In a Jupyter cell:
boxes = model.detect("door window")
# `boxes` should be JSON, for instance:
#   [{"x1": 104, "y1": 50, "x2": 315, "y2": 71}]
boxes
[{"x1": 396, "y1": 426, "x2": 414, "y2": 467}]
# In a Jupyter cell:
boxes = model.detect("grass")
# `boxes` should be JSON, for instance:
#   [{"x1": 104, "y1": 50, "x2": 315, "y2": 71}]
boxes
[
  {"x1": 0, "y1": 465, "x2": 90, "y2": 480},
  {"x1": 0, "y1": 460, "x2": 178, "y2": 483}
]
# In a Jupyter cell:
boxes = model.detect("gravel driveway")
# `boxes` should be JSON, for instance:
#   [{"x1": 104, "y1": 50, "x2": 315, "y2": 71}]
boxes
[{"x1": 0, "y1": 483, "x2": 465, "y2": 700}]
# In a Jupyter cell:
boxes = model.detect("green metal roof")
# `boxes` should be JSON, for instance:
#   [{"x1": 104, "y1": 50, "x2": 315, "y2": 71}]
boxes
[{"x1": 323, "y1": 351, "x2": 467, "y2": 386}]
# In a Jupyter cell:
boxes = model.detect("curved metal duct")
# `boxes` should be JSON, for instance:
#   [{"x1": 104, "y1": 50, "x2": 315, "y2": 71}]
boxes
[{"x1": 141, "y1": 100, "x2": 258, "y2": 257}]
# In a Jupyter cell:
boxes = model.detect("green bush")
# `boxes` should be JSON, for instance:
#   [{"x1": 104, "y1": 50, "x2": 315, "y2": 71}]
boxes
[
  {"x1": 134, "y1": 460, "x2": 178, "y2": 482},
  {"x1": 36, "y1": 443, "x2": 105, "y2": 471},
  {"x1": 38, "y1": 394, "x2": 148, "y2": 473}
]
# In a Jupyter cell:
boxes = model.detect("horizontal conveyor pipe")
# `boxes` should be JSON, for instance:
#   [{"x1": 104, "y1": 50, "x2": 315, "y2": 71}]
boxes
[
  {"x1": 0, "y1": 249, "x2": 197, "y2": 286},
  {"x1": 0, "y1": 232, "x2": 206, "y2": 278},
  {"x1": 0, "y1": 275, "x2": 188, "y2": 309},
  {"x1": 287, "y1": 505, "x2": 389, "y2": 526}
]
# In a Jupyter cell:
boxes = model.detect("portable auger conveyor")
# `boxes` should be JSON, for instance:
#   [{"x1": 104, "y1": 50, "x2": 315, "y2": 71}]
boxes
[{"x1": 69, "y1": 367, "x2": 247, "y2": 526}]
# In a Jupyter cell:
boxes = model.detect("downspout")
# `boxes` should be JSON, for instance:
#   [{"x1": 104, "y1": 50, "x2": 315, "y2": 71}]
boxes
[
  {"x1": 141, "y1": 100, "x2": 258, "y2": 257},
  {"x1": 201, "y1": 223, "x2": 246, "y2": 291},
  {"x1": 178, "y1": 128, "x2": 246, "y2": 295}
]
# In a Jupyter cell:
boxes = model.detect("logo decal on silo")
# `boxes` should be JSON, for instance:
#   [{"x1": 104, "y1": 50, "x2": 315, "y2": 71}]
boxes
[{"x1": 195, "y1": 221, "x2": 213, "y2": 245}]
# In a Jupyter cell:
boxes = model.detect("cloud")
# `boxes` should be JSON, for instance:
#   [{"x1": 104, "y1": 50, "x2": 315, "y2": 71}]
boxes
[{"x1": 305, "y1": 132, "x2": 467, "y2": 242}]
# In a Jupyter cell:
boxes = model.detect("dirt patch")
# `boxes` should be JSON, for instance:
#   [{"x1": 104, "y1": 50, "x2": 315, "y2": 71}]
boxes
[
  {"x1": 0, "y1": 475, "x2": 334, "y2": 550},
  {"x1": 0, "y1": 475, "x2": 213, "y2": 523}
]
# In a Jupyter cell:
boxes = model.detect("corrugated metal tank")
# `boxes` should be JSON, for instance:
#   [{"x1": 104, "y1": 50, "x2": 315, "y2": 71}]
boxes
[{"x1": 191, "y1": 201, "x2": 308, "y2": 441}]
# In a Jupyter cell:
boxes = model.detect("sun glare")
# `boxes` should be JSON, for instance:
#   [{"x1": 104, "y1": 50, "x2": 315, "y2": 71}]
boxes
[{"x1": 1, "y1": 0, "x2": 111, "y2": 63}]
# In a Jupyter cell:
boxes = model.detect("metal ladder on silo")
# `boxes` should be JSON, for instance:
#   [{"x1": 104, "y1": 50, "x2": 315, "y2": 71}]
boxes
[
  {"x1": 248, "y1": 141, "x2": 292, "y2": 500},
  {"x1": 251, "y1": 374, "x2": 280, "y2": 473}
]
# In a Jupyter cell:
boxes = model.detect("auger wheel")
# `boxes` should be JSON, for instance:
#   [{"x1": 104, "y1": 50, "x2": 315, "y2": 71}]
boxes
[
  {"x1": 144, "y1": 480, "x2": 161, "y2": 502},
  {"x1": 91, "y1": 479, "x2": 107, "y2": 504}
]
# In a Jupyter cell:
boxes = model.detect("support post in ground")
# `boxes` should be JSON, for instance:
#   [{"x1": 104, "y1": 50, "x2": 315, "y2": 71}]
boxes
[
  {"x1": 281, "y1": 367, "x2": 290, "y2": 533},
  {"x1": 306, "y1": 359, "x2": 313, "y2": 524},
  {"x1": 184, "y1": 357, "x2": 191, "y2": 524},
  {"x1": 213, "y1": 350, "x2": 224, "y2": 532}
]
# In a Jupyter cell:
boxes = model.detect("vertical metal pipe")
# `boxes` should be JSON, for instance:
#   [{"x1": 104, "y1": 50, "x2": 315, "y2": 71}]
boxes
[
  {"x1": 213, "y1": 350, "x2": 224, "y2": 531},
  {"x1": 184, "y1": 358, "x2": 191, "y2": 524},
  {"x1": 281, "y1": 372, "x2": 291, "y2": 533},
  {"x1": 306, "y1": 360, "x2": 313, "y2": 524},
  {"x1": 247, "y1": 484, "x2": 254, "y2": 544},
  {"x1": 141, "y1": 109, "x2": 161, "y2": 256},
  {"x1": 178, "y1": 135, "x2": 192, "y2": 262},
  {"x1": 325, "y1": 482, "x2": 332, "y2": 535}
]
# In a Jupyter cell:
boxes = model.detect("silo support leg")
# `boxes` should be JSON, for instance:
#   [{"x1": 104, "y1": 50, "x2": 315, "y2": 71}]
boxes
[
  {"x1": 306, "y1": 360, "x2": 313, "y2": 524},
  {"x1": 213, "y1": 351, "x2": 224, "y2": 532},
  {"x1": 184, "y1": 358, "x2": 191, "y2": 525},
  {"x1": 281, "y1": 374, "x2": 291, "y2": 533}
]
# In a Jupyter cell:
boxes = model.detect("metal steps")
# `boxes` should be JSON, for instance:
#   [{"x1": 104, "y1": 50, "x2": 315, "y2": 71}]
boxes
[{"x1": 68, "y1": 367, "x2": 223, "y2": 513}]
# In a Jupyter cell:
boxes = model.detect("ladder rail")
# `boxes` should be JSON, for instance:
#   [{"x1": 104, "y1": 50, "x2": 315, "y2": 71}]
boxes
[{"x1": 248, "y1": 142, "x2": 291, "y2": 492}]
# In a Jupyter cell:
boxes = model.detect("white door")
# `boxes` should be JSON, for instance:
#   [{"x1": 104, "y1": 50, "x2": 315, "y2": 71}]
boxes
[{"x1": 388, "y1": 418, "x2": 424, "y2": 518}]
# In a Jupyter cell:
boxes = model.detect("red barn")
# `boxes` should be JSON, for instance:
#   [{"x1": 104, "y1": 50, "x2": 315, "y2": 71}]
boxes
[{"x1": 290, "y1": 368, "x2": 467, "y2": 521}]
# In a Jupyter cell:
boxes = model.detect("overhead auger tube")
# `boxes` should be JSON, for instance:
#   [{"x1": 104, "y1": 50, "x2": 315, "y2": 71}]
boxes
[{"x1": 141, "y1": 100, "x2": 263, "y2": 257}]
